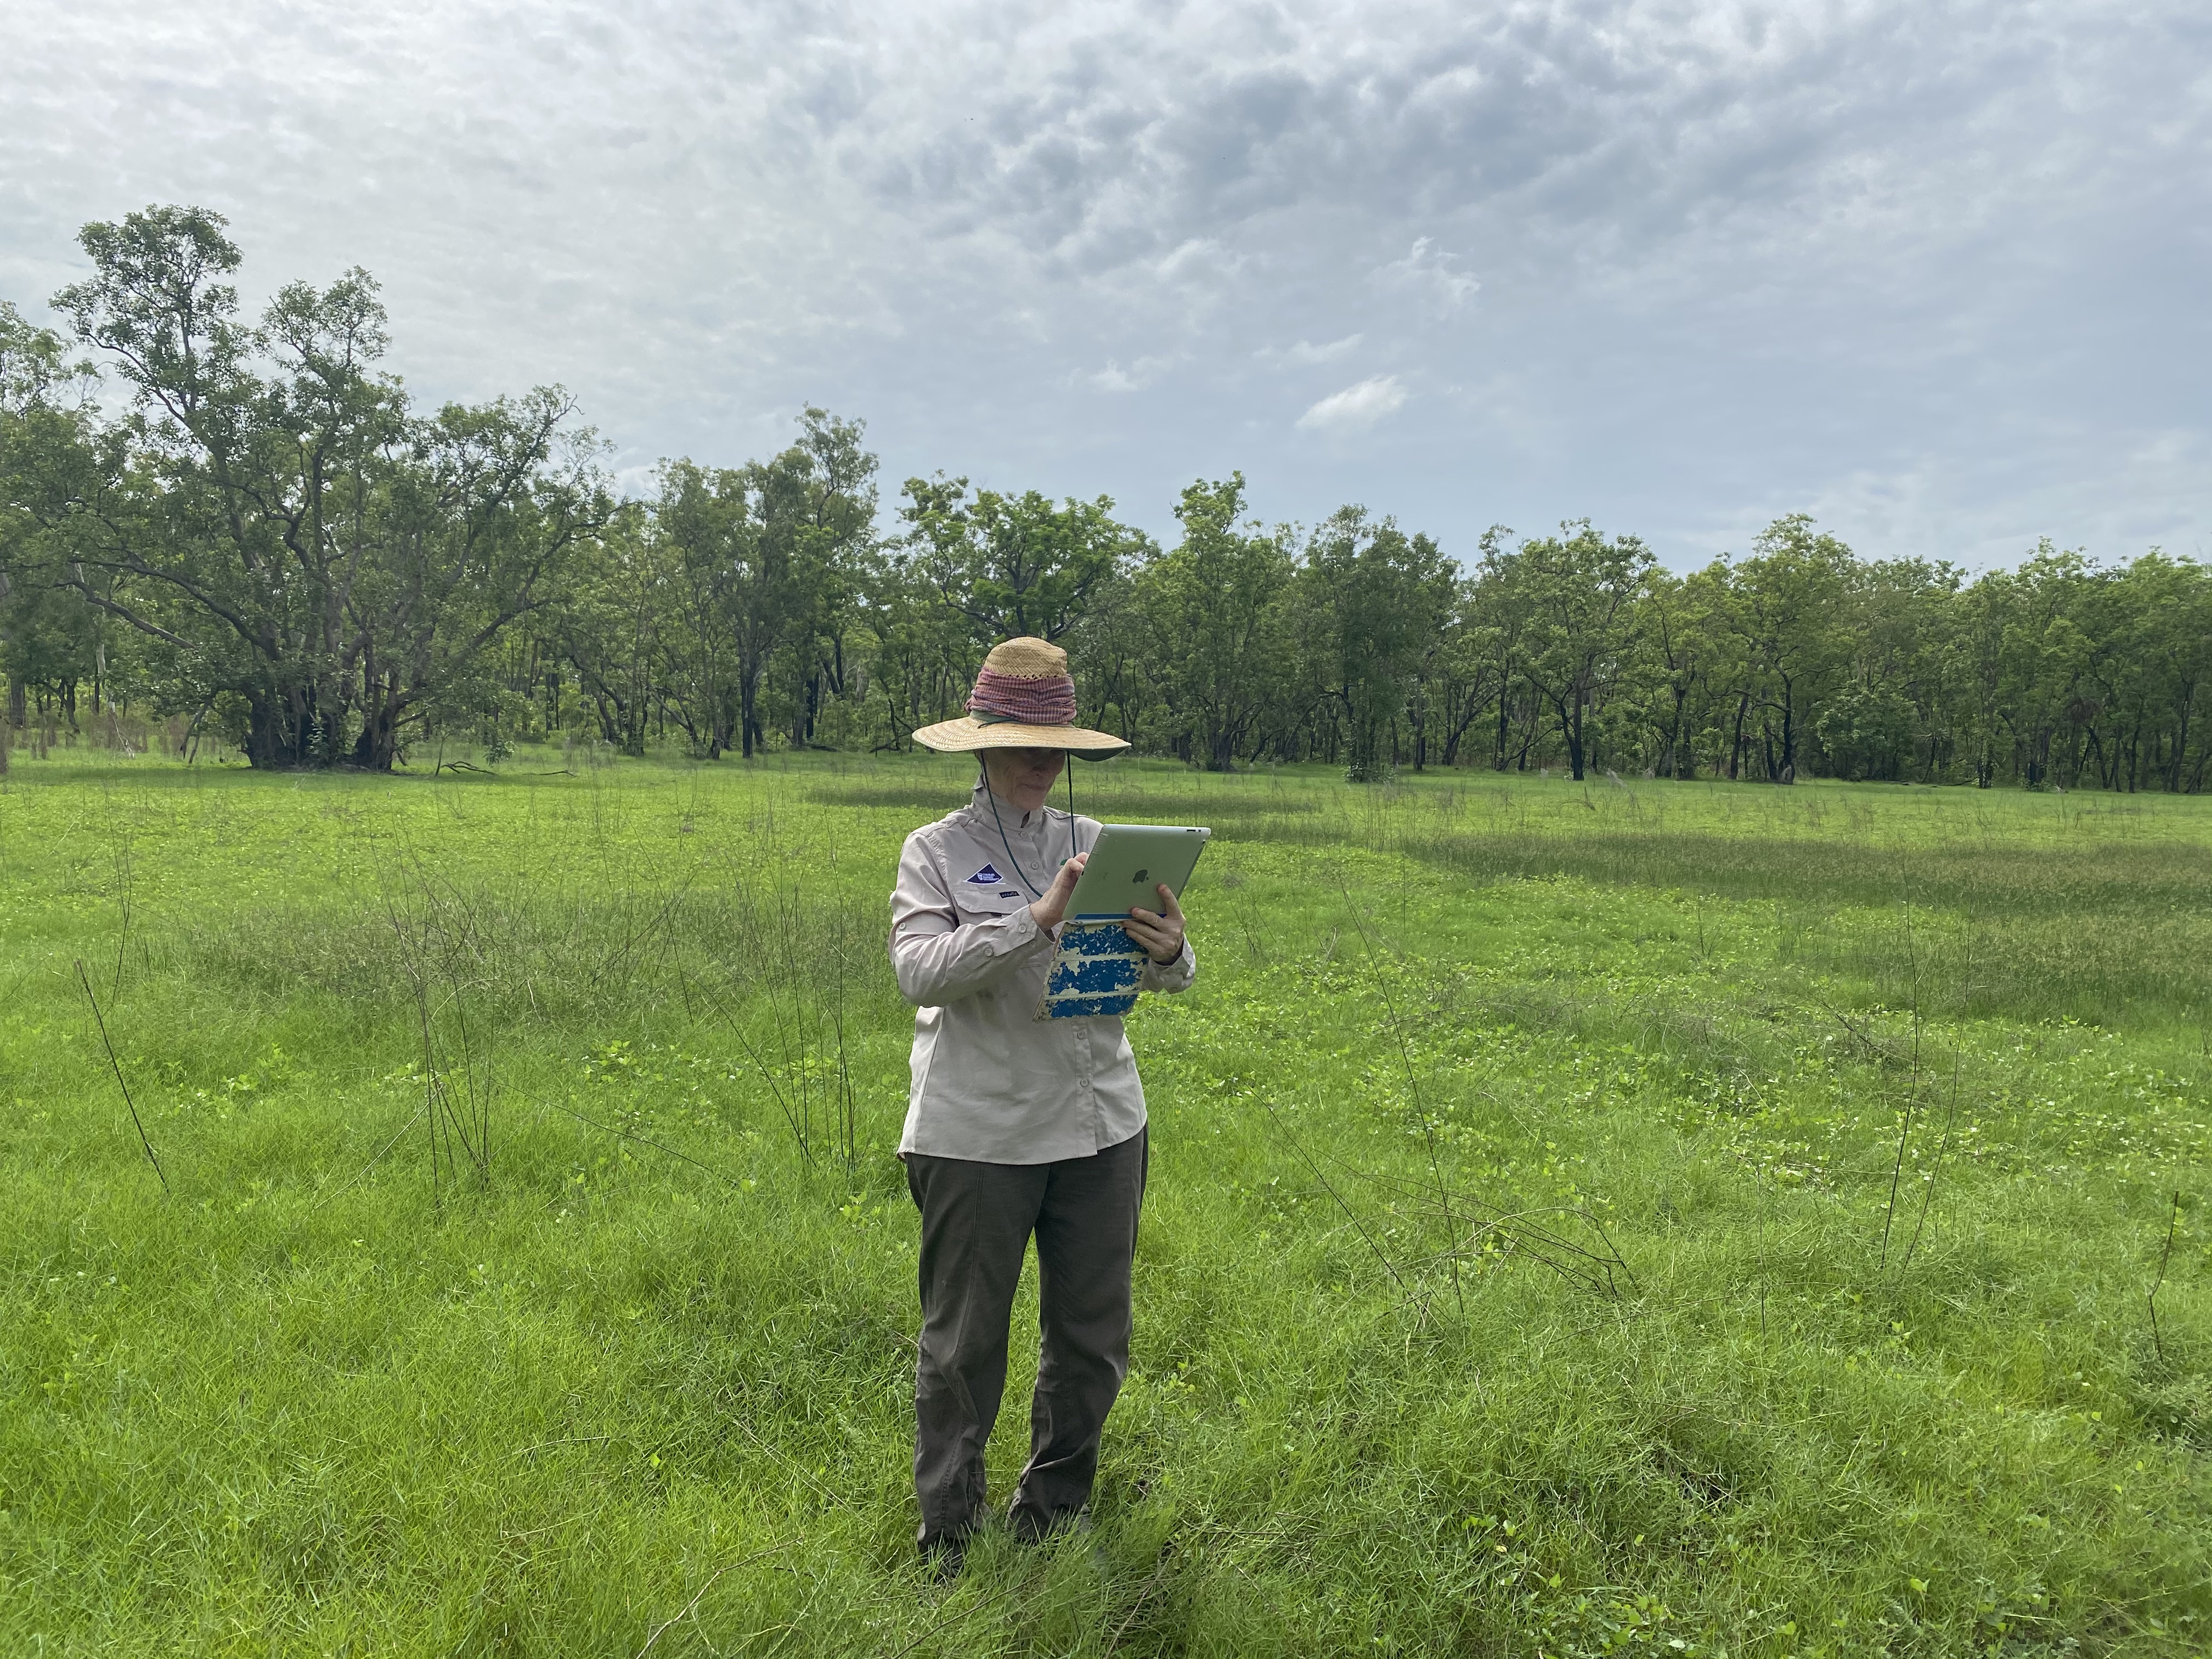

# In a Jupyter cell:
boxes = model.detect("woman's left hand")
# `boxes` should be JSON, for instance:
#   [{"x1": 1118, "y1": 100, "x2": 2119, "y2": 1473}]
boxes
[{"x1": 1125, "y1": 884, "x2": 1186, "y2": 966}]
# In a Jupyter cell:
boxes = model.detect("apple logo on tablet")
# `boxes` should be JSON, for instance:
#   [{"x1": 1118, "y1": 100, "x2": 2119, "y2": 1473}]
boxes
[{"x1": 1132, "y1": 868, "x2": 1149, "y2": 883}]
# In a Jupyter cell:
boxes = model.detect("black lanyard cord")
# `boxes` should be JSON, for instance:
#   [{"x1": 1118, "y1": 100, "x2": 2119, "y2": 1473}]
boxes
[
  {"x1": 979, "y1": 756, "x2": 1082, "y2": 902},
  {"x1": 981, "y1": 760, "x2": 1046, "y2": 900}
]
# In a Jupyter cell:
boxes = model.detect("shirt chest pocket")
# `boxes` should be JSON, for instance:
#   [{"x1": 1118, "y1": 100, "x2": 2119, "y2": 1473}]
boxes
[
  {"x1": 953, "y1": 883, "x2": 1032, "y2": 924},
  {"x1": 942, "y1": 840, "x2": 1051, "y2": 922}
]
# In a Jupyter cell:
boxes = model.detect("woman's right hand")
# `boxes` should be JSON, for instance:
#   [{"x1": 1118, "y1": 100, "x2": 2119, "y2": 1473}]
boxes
[{"x1": 1028, "y1": 851, "x2": 1088, "y2": 931}]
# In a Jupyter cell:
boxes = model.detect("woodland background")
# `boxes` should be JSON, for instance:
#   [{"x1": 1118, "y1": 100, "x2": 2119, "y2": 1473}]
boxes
[{"x1": 4, "y1": 206, "x2": 2208, "y2": 792}]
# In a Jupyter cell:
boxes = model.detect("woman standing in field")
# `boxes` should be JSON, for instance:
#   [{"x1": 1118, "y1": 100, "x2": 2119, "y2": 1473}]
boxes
[{"x1": 889, "y1": 637, "x2": 1194, "y2": 1577}]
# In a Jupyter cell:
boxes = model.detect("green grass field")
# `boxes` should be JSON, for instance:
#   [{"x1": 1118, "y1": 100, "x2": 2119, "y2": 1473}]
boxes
[{"x1": 2, "y1": 751, "x2": 2207, "y2": 1656}]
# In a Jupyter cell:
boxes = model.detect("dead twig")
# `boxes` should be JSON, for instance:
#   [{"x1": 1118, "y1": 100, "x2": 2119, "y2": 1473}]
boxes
[
  {"x1": 881, "y1": 1570, "x2": 1031, "y2": 1659},
  {"x1": 1104, "y1": 1545, "x2": 1177, "y2": 1653},
  {"x1": 2149, "y1": 1192, "x2": 2181, "y2": 1364},
  {"x1": 75, "y1": 959, "x2": 166, "y2": 1194},
  {"x1": 1879, "y1": 903, "x2": 1923, "y2": 1272},
  {"x1": 1342, "y1": 882, "x2": 1463, "y2": 1316},
  {"x1": 313, "y1": 1104, "x2": 426, "y2": 1211},
  {"x1": 544, "y1": 1099, "x2": 751, "y2": 1193},
  {"x1": 507, "y1": 1435, "x2": 614, "y2": 1461},
  {"x1": 635, "y1": 1541, "x2": 795, "y2": 1658},
  {"x1": 1255, "y1": 1092, "x2": 1419, "y2": 1308},
  {"x1": 695, "y1": 972, "x2": 818, "y2": 1170},
  {"x1": 592, "y1": 871, "x2": 698, "y2": 991},
  {"x1": 1898, "y1": 1054, "x2": 1964, "y2": 1274},
  {"x1": 1304, "y1": 1146, "x2": 1637, "y2": 1298}
]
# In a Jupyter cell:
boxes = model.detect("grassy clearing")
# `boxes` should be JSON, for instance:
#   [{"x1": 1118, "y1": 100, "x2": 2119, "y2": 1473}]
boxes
[{"x1": 1, "y1": 751, "x2": 2207, "y2": 1656}]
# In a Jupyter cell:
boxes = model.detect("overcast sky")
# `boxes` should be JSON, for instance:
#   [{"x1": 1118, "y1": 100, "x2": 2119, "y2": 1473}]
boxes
[{"x1": 4, "y1": 0, "x2": 2208, "y2": 569}]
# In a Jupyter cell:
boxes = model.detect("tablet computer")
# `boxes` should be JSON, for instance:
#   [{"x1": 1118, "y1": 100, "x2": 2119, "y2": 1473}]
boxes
[{"x1": 1068, "y1": 823, "x2": 1212, "y2": 922}]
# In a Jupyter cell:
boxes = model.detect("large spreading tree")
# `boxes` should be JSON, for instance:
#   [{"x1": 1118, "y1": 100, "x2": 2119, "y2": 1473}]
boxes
[{"x1": 33, "y1": 205, "x2": 608, "y2": 768}]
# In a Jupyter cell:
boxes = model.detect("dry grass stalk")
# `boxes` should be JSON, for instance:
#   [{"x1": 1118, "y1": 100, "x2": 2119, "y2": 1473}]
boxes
[
  {"x1": 2148, "y1": 1191, "x2": 2181, "y2": 1363},
  {"x1": 74, "y1": 957, "x2": 167, "y2": 1194}
]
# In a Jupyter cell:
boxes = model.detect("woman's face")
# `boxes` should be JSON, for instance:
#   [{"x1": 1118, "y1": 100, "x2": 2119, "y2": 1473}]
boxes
[{"x1": 983, "y1": 746, "x2": 1066, "y2": 812}]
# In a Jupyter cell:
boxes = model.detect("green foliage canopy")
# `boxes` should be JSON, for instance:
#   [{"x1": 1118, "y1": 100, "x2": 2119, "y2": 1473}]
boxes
[{"x1": 5, "y1": 206, "x2": 2211, "y2": 794}]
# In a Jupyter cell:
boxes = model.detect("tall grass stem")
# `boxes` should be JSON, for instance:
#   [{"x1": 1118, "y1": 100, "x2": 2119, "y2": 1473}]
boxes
[{"x1": 74, "y1": 958, "x2": 166, "y2": 1195}]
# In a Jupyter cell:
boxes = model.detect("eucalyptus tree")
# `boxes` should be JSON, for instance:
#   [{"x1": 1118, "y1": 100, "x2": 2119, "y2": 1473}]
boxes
[
  {"x1": 1970, "y1": 544, "x2": 2096, "y2": 788},
  {"x1": 2058, "y1": 551, "x2": 2212, "y2": 793},
  {"x1": 1424, "y1": 583, "x2": 1501, "y2": 769},
  {"x1": 652, "y1": 459, "x2": 752, "y2": 757},
  {"x1": 558, "y1": 502, "x2": 666, "y2": 755},
  {"x1": 1815, "y1": 557, "x2": 1964, "y2": 782},
  {"x1": 0, "y1": 574, "x2": 100, "y2": 731},
  {"x1": 859, "y1": 543, "x2": 980, "y2": 749},
  {"x1": 1421, "y1": 525, "x2": 1513, "y2": 770},
  {"x1": 764, "y1": 409, "x2": 877, "y2": 749},
  {"x1": 44, "y1": 205, "x2": 607, "y2": 768},
  {"x1": 900, "y1": 475, "x2": 1149, "y2": 647},
  {"x1": 343, "y1": 388, "x2": 608, "y2": 769},
  {"x1": 0, "y1": 301, "x2": 133, "y2": 733},
  {"x1": 18, "y1": 212, "x2": 2212, "y2": 796},
  {"x1": 636, "y1": 411, "x2": 878, "y2": 759},
  {"x1": 1062, "y1": 560, "x2": 1151, "y2": 747},
  {"x1": 1132, "y1": 474, "x2": 1294, "y2": 770},
  {"x1": 1635, "y1": 563, "x2": 1729, "y2": 780},
  {"x1": 2119, "y1": 553, "x2": 2212, "y2": 792},
  {"x1": 1721, "y1": 515, "x2": 1854, "y2": 783},
  {"x1": 1294, "y1": 506, "x2": 1453, "y2": 779},
  {"x1": 1492, "y1": 520, "x2": 1654, "y2": 781}
]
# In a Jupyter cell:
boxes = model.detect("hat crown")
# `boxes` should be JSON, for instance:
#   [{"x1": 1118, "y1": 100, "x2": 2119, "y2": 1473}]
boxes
[
  {"x1": 966, "y1": 636, "x2": 1077, "y2": 725},
  {"x1": 982, "y1": 637, "x2": 1066, "y2": 681},
  {"x1": 912, "y1": 633, "x2": 1127, "y2": 753}
]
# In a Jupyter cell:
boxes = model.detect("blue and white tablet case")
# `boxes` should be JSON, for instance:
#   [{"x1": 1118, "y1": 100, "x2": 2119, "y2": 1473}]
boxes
[{"x1": 1035, "y1": 922, "x2": 1147, "y2": 1020}]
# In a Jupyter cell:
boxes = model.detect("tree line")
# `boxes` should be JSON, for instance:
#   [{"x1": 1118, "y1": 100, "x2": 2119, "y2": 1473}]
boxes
[{"x1": 4, "y1": 206, "x2": 2208, "y2": 792}]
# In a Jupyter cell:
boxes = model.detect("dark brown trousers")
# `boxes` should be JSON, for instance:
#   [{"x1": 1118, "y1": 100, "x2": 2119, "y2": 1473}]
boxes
[{"x1": 905, "y1": 1127, "x2": 1148, "y2": 1551}]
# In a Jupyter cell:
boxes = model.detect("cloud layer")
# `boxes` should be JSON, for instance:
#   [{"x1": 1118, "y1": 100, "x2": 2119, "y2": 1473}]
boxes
[{"x1": 3, "y1": 0, "x2": 2207, "y2": 567}]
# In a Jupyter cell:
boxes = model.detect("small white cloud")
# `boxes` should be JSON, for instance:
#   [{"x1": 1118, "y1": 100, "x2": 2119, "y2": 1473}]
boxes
[
  {"x1": 1154, "y1": 238, "x2": 1242, "y2": 283},
  {"x1": 1256, "y1": 332, "x2": 1364, "y2": 366},
  {"x1": 1081, "y1": 354, "x2": 1172, "y2": 393},
  {"x1": 1296, "y1": 374, "x2": 1408, "y2": 433},
  {"x1": 1379, "y1": 238, "x2": 1480, "y2": 312}
]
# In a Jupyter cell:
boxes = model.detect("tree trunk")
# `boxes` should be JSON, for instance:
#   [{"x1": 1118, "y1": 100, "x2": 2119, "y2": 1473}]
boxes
[
  {"x1": 1207, "y1": 725, "x2": 1235, "y2": 772},
  {"x1": 1664, "y1": 688, "x2": 1689, "y2": 779},
  {"x1": 1777, "y1": 680, "x2": 1797, "y2": 783},
  {"x1": 246, "y1": 692, "x2": 292, "y2": 768},
  {"x1": 349, "y1": 684, "x2": 404, "y2": 770}
]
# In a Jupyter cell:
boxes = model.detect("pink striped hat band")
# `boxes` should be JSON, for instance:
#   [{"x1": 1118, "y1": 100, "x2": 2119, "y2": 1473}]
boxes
[{"x1": 966, "y1": 665, "x2": 1078, "y2": 725}]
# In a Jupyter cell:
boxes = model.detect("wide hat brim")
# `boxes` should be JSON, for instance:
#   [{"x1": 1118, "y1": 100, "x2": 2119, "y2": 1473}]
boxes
[{"x1": 912, "y1": 716, "x2": 1129, "y2": 755}]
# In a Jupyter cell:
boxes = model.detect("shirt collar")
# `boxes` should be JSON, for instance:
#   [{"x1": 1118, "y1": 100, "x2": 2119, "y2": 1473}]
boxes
[{"x1": 969, "y1": 783, "x2": 1045, "y2": 831}]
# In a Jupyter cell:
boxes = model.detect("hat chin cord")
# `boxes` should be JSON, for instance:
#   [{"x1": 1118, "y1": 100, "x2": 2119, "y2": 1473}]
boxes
[{"x1": 977, "y1": 755, "x2": 1080, "y2": 904}]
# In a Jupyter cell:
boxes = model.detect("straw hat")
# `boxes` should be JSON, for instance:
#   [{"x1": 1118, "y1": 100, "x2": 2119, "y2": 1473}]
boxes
[{"x1": 912, "y1": 637, "x2": 1130, "y2": 756}]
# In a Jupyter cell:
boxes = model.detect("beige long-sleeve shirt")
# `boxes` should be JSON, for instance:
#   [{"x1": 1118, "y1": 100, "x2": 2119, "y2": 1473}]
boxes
[{"x1": 890, "y1": 786, "x2": 1197, "y2": 1164}]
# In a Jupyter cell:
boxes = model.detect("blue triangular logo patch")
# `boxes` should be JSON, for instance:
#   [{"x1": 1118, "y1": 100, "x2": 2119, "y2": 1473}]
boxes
[{"x1": 966, "y1": 864, "x2": 1003, "y2": 885}]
